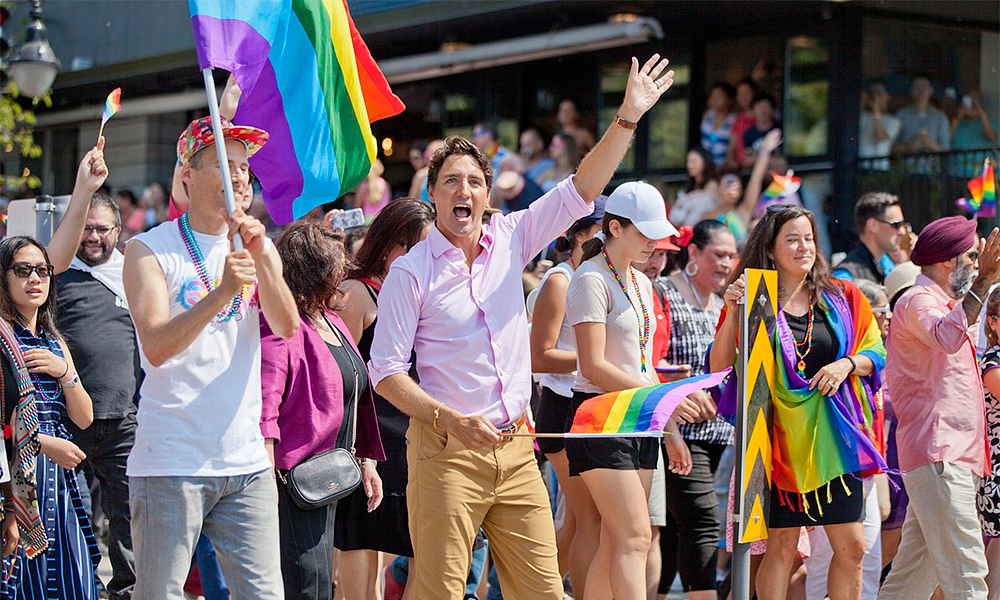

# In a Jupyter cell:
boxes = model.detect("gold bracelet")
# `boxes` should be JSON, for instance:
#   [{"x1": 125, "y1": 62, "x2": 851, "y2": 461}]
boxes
[{"x1": 433, "y1": 403, "x2": 442, "y2": 429}]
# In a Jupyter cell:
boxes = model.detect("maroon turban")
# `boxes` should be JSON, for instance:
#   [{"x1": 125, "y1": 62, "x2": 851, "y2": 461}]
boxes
[{"x1": 909, "y1": 216, "x2": 979, "y2": 266}]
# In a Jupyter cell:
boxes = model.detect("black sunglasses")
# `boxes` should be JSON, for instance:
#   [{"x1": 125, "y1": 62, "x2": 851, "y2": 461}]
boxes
[
  {"x1": 876, "y1": 217, "x2": 907, "y2": 229},
  {"x1": 766, "y1": 203, "x2": 812, "y2": 216},
  {"x1": 9, "y1": 262, "x2": 54, "y2": 279}
]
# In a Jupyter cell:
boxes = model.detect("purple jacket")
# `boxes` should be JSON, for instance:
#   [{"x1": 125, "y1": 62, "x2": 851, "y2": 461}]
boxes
[{"x1": 260, "y1": 310, "x2": 385, "y2": 470}]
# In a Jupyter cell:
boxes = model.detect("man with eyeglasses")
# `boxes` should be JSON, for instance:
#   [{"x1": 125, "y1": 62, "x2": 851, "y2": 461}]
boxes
[
  {"x1": 56, "y1": 192, "x2": 139, "y2": 600},
  {"x1": 881, "y1": 216, "x2": 1000, "y2": 599},
  {"x1": 834, "y1": 192, "x2": 907, "y2": 285}
]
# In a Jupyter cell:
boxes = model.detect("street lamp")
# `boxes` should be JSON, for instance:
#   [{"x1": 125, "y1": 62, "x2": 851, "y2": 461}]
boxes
[{"x1": 8, "y1": 0, "x2": 59, "y2": 99}]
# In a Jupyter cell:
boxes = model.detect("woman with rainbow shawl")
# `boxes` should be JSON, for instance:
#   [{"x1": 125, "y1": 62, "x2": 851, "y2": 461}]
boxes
[{"x1": 709, "y1": 205, "x2": 887, "y2": 600}]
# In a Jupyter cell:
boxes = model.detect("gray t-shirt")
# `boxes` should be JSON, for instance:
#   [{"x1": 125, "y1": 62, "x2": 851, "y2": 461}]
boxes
[
  {"x1": 895, "y1": 104, "x2": 950, "y2": 149},
  {"x1": 566, "y1": 256, "x2": 658, "y2": 394}
]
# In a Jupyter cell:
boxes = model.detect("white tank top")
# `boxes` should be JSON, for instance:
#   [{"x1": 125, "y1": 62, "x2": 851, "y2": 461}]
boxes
[
  {"x1": 126, "y1": 220, "x2": 271, "y2": 477},
  {"x1": 537, "y1": 261, "x2": 578, "y2": 398}
]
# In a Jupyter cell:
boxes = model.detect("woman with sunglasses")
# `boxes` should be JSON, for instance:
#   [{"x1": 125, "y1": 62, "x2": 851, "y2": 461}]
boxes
[
  {"x1": 0, "y1": 236, "x2": 97, "y2": 598},
  {"x1": 709, "y1": 205, "x2": 887, "y2": 600},
  {"x1": 335, "y1": 198, "x2": 436, "y2": 600}
]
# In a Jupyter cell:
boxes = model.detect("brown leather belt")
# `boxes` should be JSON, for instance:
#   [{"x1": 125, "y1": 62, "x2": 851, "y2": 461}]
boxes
[{"x1": 499, "y1": 415, "x2": 526, "y2": 435}]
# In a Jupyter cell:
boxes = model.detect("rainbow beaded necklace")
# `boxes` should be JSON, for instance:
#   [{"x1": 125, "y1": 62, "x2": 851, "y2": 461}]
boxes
[
  {"x1": 602, "y1": 247, "x2": 651, "y2": 372},
  {"x1": 792, "y1": 292, "x2": 816, "y2": 376},
  {"x1": 178, "y1": 212, "x2": 244, "y2": 322}
]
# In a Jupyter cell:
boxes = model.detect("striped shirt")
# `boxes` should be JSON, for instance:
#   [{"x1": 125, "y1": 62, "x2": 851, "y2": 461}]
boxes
[{"x1": 662, "y1": 280, "x2": 734, "y2": 445}]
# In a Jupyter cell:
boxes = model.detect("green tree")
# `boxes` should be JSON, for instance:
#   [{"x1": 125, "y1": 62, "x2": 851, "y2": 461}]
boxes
[{"x1": 0, "y1": 83, "x2": 49, "y2": 193}]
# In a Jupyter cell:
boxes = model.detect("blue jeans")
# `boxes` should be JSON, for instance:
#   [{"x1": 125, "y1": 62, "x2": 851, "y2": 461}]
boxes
[
  {"x1": 466, "y1": 534, "x2": 488, "y2": 599},
  {"x1": 194, "y1": 535, "x2": 229, "y2": 600},
  {"x1": 130, "y1": 469, "x2": 283, "y2": 599}
]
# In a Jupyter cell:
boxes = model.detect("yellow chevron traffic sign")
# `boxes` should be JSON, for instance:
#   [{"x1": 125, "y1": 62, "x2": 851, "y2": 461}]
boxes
[{"x1": 737, "y1": 268, "x2": 777, "y2": 543}]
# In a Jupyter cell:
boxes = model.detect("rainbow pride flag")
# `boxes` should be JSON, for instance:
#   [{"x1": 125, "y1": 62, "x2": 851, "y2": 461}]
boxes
[
  {"x1": 753, "y1": 170, "x2": 802, "y2": 218},
  {"x1": 101, "y1": 88, "x2": 122, "y2": 124},
  {"x1": 761, "y1": 171, "x2": 801, "y2": 203},
  {"x1": 189, "y1": 0, "x2": 405, "y2": 225},
  {"x1": 959, "y1": 159, "x2": 997, "y2": 218},
  {"x1": 569, "y1": 369, "x2": 733, "y2": 435}
]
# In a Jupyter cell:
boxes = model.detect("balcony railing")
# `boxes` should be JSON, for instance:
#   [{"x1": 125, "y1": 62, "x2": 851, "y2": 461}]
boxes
[{"x1": 856, "y1": 147, "x2": 1000, "y2": 231}]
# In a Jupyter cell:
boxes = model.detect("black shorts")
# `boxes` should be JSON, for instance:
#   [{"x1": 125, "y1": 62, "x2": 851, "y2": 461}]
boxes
[
  {"x1": 535, "y1": 386, "x2": 573, "y2": 456},
  {"x1": 769, "y1": 472, "x2": 865, "y2": 528},
  {"x1": 565, "y1": 390, "x2": 660, "y2": 476}
]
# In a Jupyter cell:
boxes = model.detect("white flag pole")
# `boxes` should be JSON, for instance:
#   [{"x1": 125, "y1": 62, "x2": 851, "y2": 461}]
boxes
[{"x1": 201, "y1": 67, "x2": 243, "y2": 250}]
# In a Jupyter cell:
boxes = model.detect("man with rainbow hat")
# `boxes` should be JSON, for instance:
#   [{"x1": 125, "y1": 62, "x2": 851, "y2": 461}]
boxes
[{"x1": 123, "y1": 116, "x2": 299, "y2": 599}]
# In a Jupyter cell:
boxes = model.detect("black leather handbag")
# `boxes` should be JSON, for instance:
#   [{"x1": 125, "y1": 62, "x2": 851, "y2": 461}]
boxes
[{"x1": 281, "y1": 320, "x2": 363, "y2": 510}]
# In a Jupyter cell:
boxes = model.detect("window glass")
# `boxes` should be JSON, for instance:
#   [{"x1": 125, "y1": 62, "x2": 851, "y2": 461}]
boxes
[
  {"x1": 648, "y1": 64, "x2": 690, "y2": 170},
  {"x1": 784, "y1": 36, "x2": 829, "y2": 157}
]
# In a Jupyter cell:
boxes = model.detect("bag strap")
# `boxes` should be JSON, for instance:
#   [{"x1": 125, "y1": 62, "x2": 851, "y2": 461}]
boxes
[{"x1": 325, "y1": 314, "x2": 361, "y2": 457}]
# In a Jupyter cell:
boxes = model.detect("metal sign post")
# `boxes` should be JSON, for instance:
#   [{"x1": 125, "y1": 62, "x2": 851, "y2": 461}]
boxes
[{"x1": 731, "y1": 268, "x2": 777, "y2": 600}]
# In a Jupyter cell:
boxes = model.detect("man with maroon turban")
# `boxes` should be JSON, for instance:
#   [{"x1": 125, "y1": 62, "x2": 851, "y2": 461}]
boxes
[{"x1": 880, "y1": 217, "x2": 1000, "y2": 599}]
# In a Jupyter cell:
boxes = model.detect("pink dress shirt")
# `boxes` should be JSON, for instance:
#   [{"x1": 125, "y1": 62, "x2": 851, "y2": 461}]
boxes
[
  {"x1": 368, "y1": 176, "x2": 592, "y2": 428},
  {"x1": 886, "y1": 274, "x2": 988, "y2": 477}
]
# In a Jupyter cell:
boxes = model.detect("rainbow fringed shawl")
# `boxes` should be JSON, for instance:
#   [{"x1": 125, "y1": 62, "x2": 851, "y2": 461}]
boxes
[{"x1": 715, "y1": 281, "x2": 887, "y2": 514}]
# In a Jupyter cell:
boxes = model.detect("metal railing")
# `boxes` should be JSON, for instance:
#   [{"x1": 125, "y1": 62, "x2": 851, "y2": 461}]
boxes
[{"x1": 856, "y1": 147, "x2": 1000, "y2": 232}]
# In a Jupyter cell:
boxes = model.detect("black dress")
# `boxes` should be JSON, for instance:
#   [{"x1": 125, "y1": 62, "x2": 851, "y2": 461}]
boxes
[
  {"x1": 333, "y1": 282, "x2": 414, "y2": 557},
  {"x1": 768, "y1": 308, "x2": 865, "y2": 528}
]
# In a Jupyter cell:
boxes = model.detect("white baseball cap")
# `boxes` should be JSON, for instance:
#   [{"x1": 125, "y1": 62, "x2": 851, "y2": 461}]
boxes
[{"x1": 605, "y1": 181, "x2": 679, "y2": 240}]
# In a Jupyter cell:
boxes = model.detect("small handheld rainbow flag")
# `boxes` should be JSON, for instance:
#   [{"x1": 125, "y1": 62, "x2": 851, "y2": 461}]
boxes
[
  {"x1": 756, "y1": 170, "x2": 801, "y2": 215},
  {"x1": 958, "y1": 159, "x2": 996, "y2": 218},
  {"x1": 97, "y1": 88, "x2": 122, "y2": 143},
  {"x1": 568, "y1": 369, "x2": 733, "y2": 436}
]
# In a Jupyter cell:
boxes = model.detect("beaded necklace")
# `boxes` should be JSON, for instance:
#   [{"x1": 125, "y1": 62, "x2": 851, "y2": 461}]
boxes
[
  {"x1": 791, "y1": 292, "x2": 816, "y2": 376},
  {"x1": 21, "y1": 329, "x2": 61, "y2": 401},
  {"x1": 178, "y1": 213, "x2": 244, "y2": 322},
  {"x1": 602, "y1": 247, "x2": 651, "y2": 372}
]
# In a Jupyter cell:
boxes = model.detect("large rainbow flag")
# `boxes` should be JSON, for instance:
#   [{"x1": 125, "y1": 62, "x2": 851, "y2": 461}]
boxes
[
  {"x1": 189, "y1": 0, "x2": 405, "y2": 224},
  {"x1": 569, "y1": 369, "x2": 733, "y2": 435},
  {"x1": 714, "y1": 280, "x2": 887, "y2": 513}
]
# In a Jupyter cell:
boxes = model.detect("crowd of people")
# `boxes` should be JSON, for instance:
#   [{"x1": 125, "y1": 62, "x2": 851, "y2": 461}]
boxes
[{"x1": 0, "y1": 50, "x2": 995, "y2": 600}]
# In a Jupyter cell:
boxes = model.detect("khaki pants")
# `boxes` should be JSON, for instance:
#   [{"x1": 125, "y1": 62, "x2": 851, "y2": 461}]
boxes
[
  {"x1": 878, "y1": 461, "x2": 988, "y2": 600},
  {"x1": 406, "y1": 418, "x2": 562, "y2": 600}
]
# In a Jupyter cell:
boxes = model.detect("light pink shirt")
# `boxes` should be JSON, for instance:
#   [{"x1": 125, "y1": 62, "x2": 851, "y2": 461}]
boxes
[
  {"x1": 368, "y1": 176, "x2": 592, "y2": 427},
  {"x1": 886, "y1": 274, "x2": 988, "y2": 477}
]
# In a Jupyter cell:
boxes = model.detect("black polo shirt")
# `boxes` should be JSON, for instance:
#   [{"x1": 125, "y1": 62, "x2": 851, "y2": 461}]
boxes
[
  {"x1": 834, "y1": 243, "x2": 887, "y2": 285},
  {"x1": 56, "y1": 269, "x2": 140, "y2": 419}
]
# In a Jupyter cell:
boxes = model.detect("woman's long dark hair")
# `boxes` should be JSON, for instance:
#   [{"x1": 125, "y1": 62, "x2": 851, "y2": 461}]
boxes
[
  {"x1": 0, "y1": 236, "x2": 61, "y2": 338},
  {"x1": 348, "y1": 198, "x2": 436, "y2": 281},
  {"x1": 725, "y1": 205, "x2": 839, "y2": 305},
  {"x1": 274, "y1": 222, "x2": 348, "y2": 317},
  {"x1": 581, "y1": 213, "x2": 634, "y2": 262},
  {"x1": 555, "y1": 219, "x2": 598, "y2": 254},
  {"x1": 684, "y1": 147, "x2": 718, "y2": 193}
]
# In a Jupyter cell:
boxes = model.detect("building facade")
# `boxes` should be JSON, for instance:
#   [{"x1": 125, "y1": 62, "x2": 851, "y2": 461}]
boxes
[{"x1": 10, "y1": 0, "x2": 1000, "y2": 250}]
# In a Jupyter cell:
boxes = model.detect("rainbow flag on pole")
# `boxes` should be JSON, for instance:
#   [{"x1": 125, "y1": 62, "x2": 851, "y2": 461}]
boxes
[
  {"x1": 188, "y1": 0, "x2": 405, "y2": 225},
  {"x1": 569, "y1": 369, "x2": 733, "y2": 435},
  {"x1": 958, "y1": 159, "x2": 997, "y2": 218},
  {"x1": 101, "y1": 88, "x2": 122, "y2": 124}
]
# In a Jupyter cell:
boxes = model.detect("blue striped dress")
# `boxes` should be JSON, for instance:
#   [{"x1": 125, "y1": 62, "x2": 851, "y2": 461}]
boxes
[{"x1": 1, "y1": 325, "x2": 99, "y2": 600}]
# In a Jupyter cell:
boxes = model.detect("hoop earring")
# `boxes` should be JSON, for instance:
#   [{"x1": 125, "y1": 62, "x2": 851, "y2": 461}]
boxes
[{"x1": 684, "y1": 262, "x2": 699, "y2": 277}]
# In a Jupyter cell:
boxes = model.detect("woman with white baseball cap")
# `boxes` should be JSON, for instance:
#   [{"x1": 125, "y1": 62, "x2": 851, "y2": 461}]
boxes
[{"x1": 565, "y1": 181, "x2": 700, "y2": 598}]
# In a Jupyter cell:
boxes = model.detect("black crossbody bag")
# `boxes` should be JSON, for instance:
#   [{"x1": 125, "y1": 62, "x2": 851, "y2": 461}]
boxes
[{"x1": 278, "y1": 319, "x2": 363, "y2": 510}]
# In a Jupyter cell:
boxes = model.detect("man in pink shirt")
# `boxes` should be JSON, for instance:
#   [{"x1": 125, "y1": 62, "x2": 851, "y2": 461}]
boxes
[
  {"x1": 368, "y1": 54, "x2": 694, "y2": 599},
  {"x1": 881, "y1": 216, "x2": 1000, "y2": 600}
]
